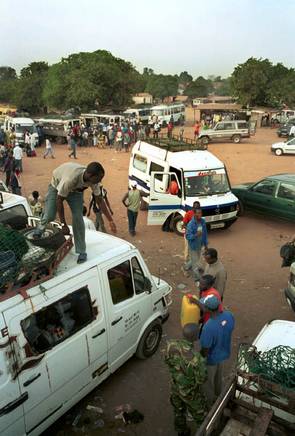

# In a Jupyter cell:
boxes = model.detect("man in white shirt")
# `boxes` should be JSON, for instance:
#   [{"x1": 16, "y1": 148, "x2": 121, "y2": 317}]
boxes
[
  {"x1": 44, "y1": 138, "x2": 55, "y2": 159},
  {"x1": 83, "y1": 206, "x2": 96, "y2": 230},
  {"x1": 289, "y1": 125, "x2": 295, "y2": 137},
  {"x1": 13, "y1": 143, "x2": 23, "y2": 172}
]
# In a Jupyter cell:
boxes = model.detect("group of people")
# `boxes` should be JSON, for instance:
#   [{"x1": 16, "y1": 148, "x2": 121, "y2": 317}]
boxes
[
  {"x1": 0, "y1": 142, "x2": 24, "y2": 194},
  {"x1": 165, "y1": 201, "x2": 234, "y2": 436},
  {"x1": 66, "y1": 120, "x2": 146, "y2": 156}
]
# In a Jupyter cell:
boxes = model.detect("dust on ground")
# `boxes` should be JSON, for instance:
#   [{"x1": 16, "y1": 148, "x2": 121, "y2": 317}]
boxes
[{"x1": 17, "y1": 127, "x2": 294, "y2": 436}]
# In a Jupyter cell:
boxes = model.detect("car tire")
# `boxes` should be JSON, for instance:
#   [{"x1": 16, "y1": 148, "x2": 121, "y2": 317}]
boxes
[
  {"x1": 200, "y1": 136, "x2": 209, "y2": 146},
  {"x1": 172, "y1": 215, "x2": 185, "y2": 236},
  {"x1": 237, "y1": 200, "x2": 245, "y2": 216},
  {"x1": 136, "y1": 319, "x2": 162, "y2": 360},
  {"x1": 277, "y1": 132, "x2": 282, "y2": 137},
  {"x1": 275, "y1": 148, "x2": 283, "y2": 156},
  {"x1": 232, "y1": 134, "x2": 241, "y2": 144},
  {"x1": 23, "y1": 227, "x2": 66, "y2": 250}
]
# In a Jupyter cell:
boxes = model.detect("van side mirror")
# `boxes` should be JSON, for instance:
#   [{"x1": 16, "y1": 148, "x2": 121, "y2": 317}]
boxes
[{"x1": 144, "y1": 277, "x2": 152, "y2": 293}]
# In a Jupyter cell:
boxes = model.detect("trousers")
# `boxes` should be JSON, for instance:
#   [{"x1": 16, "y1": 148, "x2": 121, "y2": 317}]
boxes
[
  {"x1": 170, "y1": 391, "x2": 206, "y2": 433},
  {"x1": 202, "y1": 363, "x2": 223, "y2": 407},
  {"x1": 127, "y1": 209, "x2": 138, "y2": 233},
  {"x1": 41, "y1": 184, "x2": 86, "y2": 254},
  {"x1": 95, "y1": 211, "x2": 106, "y2": 233},
  {"x1": 184, "y1": 247, "x2": 202, "y2": 281}
]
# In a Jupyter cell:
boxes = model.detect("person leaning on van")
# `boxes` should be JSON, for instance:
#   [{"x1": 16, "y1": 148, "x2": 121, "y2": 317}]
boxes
[{"x1": 38, "y1": 162, "x2": 117, "y2": 263}]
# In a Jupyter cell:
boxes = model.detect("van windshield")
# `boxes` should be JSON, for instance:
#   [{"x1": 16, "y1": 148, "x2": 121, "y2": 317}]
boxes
[
  {"x1": 16, "y1": 124, "x2": 37, "y2": 134},
  {"x1": 184, "y1": 169, "x2": 230, "y2": 197}
]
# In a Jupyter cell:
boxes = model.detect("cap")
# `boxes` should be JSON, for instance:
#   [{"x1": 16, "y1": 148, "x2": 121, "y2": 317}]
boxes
[
  {"x1": 131, "y1": 181, "x2": 138, "y2": 188},
  {"x1": 199, "y1": 294, "x2": 220, "y2": 310}
]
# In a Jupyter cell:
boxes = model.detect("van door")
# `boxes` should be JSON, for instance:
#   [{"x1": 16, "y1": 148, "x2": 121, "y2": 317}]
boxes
[
  {"x1": 103, "y1": 255, "x2": 152, "y2": 372},
  {"x1": 3, "y1": 275, "x2": 102, "y2": 434},
  {"x1": 0, "y1": 314, "x2": 25, "y2": 436},
  {"x1": 148, "y1": 172, "x2": 182, "y2": 225},
  {"x1": 3, "y1": 301, "x2": 52, "y2": 435}
]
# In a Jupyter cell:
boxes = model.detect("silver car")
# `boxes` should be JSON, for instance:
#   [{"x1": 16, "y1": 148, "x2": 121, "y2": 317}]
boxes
[{"x1": 198, "y1": 120, "x2": 251, "y2": 146}]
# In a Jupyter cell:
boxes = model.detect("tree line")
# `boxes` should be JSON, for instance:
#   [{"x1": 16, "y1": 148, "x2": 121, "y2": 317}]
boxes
[{"x1": 0, "y1": 50, "x2": 294, "y2": 114}]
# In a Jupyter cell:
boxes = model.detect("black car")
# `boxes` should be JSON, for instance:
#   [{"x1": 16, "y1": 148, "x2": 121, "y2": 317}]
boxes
[{"x1": 277, "y1": 118, "x2": 295, "y2": 137}]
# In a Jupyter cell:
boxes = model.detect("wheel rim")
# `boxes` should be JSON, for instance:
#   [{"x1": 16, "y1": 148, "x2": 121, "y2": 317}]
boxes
[
  {"x1": 25, "y1": 229, "x2": 54, "y2": 240},
  {"x1": 275, "y1": 149, "x2": 282, "y2": 155},
  {"x1": 176, "y1": 220, "x2": 185, "y2": 234},
  {"x1": 234, "y1": 136, "x2": 239, "y2": 143},
  {"x1": 145, "y1": 329, "x2": 159, "y2": 352}
]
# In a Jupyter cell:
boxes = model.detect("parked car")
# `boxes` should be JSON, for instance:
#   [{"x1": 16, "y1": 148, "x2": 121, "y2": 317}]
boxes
[
  {"x1": 232, "y1": 174, "x2": 295, "y2": 221},
  {"x1": 277, "y1": 118, "x2": 295, "y2": 137},
  {"x1": 198, "y1": 120, "x2": 252, "y2": 146},
  {"x1": 271, "y1": 137, "x2": 295, "y2": 156},
  {"x1": 271, "y1": 110, "x2": 295, "y2": 125}
]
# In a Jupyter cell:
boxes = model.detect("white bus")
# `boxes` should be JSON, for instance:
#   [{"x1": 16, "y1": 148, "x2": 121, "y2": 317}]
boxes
[
  {"x1": 150, "y1": 103, "x2": 185, "y2": 126},
  {"x1": 123, "y1": 107, "x2": 152, "y2": 124},
  {"x1": 81, "y1": 113, "x2": 123, "y2": 127}
]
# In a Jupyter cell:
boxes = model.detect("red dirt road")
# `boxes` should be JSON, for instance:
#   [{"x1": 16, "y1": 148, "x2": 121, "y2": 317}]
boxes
[{"x1": 16, "y1": 127, "x2": 294, "y2": 436}]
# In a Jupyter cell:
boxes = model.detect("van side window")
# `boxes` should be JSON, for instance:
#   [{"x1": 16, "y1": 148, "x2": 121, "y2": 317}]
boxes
[
  {"x1": 133, "y1": 154, "x2": 147, "y2": 173},
  {"x1": 150, "y1": 162, "x2": 164, "y2": 181},
  {"x1": 131, "y1": 257, "x2": 146, "y2": 294},
  {"x1": 21, "y1": 287, "x2": 94, "y2": 354},
  {"x1": 108, "y1": 261, "x2": 134, "y2": 304}
]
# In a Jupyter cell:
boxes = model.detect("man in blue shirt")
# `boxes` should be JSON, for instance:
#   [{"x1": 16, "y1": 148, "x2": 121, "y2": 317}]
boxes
[
  {"x1": 199, "y1": 294, "x2": 235, "y2": 406},
  {"x1": 184, "y1": 208, "x2": 208, "y2": 281}
]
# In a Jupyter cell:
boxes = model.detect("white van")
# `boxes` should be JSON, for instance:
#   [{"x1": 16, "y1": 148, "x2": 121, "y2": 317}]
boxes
[
  {"x1": 129, "y1": 139, "x2": 239, "y2": 234},
  {"x1": 0, "y1": 198, "x2": 171, "y2": 436},
  {"x1": 4, "y1": 116, "x2": 38, "y2": 145}
]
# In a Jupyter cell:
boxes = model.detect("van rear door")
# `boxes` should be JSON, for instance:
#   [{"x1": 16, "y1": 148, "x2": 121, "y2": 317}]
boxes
[
  {"x1": 148, "y1": 172, "x2": 182, "y2": 225},
  {"x1": 0, "y1": 314, "x2": 25, "y2": 436}
]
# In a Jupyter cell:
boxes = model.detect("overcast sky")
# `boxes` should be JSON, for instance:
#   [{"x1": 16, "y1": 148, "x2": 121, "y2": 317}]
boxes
[{"x1": 2, "y1": 0, "x2": 295, "y2": 77}]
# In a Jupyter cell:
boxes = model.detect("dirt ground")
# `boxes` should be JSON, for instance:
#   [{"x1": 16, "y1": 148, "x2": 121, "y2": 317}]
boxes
[{"x1": 16, "y1": 127, "x2": 295, "y2": 436}]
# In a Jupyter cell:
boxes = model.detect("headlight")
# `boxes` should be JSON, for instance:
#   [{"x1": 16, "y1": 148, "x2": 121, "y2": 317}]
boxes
[{"x1": 164, "y1": 290, "x2": 173, "y2": 306}]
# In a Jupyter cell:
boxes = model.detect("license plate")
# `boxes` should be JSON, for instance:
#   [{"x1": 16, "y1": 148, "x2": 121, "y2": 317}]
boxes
[{"x1": 210, "y1": 222, "x2": 225, "y2": 229}]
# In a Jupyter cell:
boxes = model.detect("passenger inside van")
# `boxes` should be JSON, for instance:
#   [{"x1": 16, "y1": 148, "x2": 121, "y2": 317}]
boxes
[{"x1": 167, "y1": 175, "x2": 179, "y2": 195}]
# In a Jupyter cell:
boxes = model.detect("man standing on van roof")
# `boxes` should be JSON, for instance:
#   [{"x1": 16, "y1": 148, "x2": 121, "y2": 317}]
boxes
[{"x1": 39, "y1": 162, "x2": 117, "y2": 263}]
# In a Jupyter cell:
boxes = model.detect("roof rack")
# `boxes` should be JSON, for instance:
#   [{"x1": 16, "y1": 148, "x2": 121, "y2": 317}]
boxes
[
  {"x1": 0, "y1": 235, "x2": 73, "y2": 303},
  {"x1": 144, "y1": 133, "x2": 207, "y2": 152}
]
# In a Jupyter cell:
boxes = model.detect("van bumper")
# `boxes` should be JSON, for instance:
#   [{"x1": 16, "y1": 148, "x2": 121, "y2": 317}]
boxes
[
  {"x1": 207, "y1": 216, "x2": 238, "y2": 230},
  {"x1": 284, "y1": 287, "x2": 295, "y2": 312}
]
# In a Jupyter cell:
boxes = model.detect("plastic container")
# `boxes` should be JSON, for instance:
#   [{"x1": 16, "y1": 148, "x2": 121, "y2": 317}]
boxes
[{"x1": 180, "y1": 294, "x2": 200, "y2": 327}]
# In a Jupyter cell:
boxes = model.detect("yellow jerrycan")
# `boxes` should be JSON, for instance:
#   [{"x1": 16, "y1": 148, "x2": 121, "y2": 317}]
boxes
[{"x1": 181, "y1": 293, "x2": 200, "y2": 327}]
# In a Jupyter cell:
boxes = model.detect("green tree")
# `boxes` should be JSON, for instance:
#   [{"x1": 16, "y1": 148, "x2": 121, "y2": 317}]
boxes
[
  {"x1": 178, "y1": 71, "x2": 193, "y2": 86},
  {"x1": 145, "y1": 74, "x2": 178, "y2": 101},
  {"x1": 215, "y1": 77, "x2": 232, "y2": 96},
  {"x1": 231, "y1": 57, "x2": 273, "y2": 106},
  {"x1": 0, "y1": 66, "x2": 18, "y2": 103},
  {"x1": 16, "y1": 62, "x2": 49, "y2": 113},
  {"x1": 186, "y1": 76, "x2": 212, "y2": 98},
  {"x1": 43, "y1": 50, "x2": 141, "y2": 111}
]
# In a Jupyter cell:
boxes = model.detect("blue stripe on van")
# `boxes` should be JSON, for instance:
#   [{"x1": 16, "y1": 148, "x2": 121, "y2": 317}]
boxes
[{"x1": 149, "y1": 201, "x2": 238, "y2": 211}]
